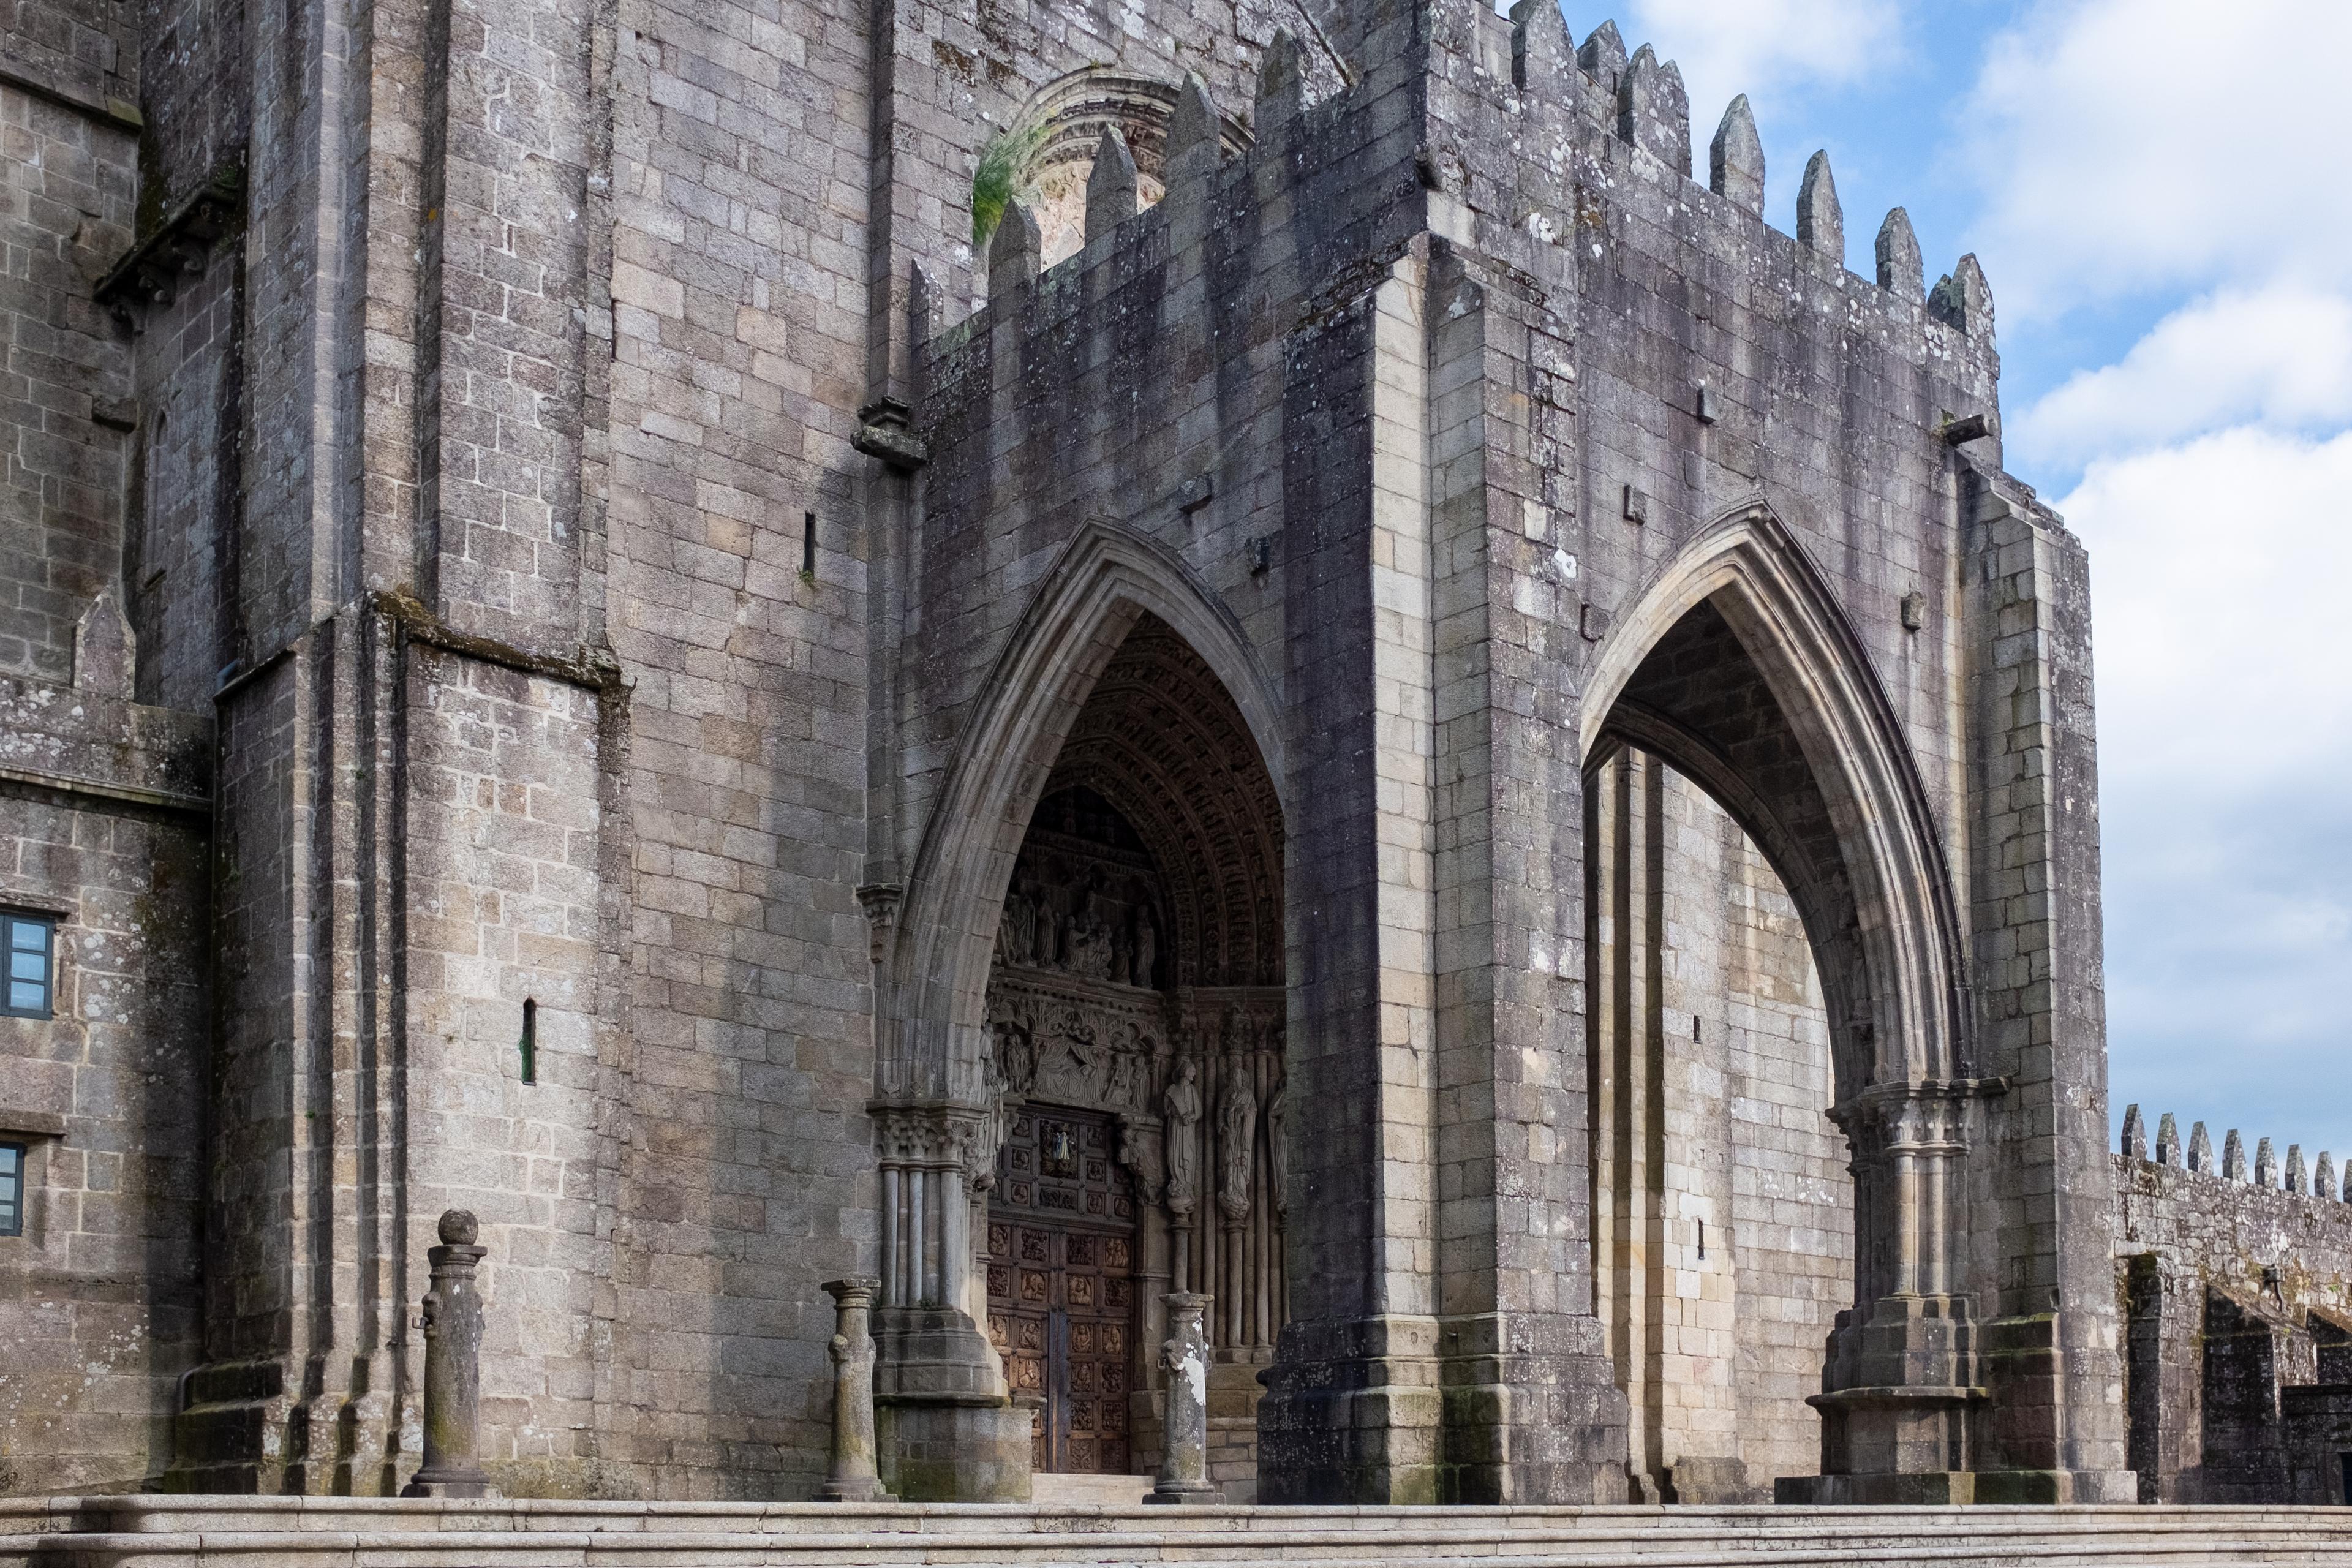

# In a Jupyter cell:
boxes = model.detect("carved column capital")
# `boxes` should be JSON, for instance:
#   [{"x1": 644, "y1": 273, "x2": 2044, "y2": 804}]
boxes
[{"x1": 871, "y1": 1102, "x2": 989, "y2": 1166}]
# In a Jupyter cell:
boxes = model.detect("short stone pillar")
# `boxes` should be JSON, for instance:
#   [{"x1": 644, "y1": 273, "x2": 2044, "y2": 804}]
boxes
[
  {"x1": 1148, "y1": 1291, "x2": 1218, "y2": 1505},
  {"x1": 402, "y1": 1210, "x2": 494, "y2": 1498},
  {"x1": 818, "y1": 1276, "x2": 887, "y2": 1501}
]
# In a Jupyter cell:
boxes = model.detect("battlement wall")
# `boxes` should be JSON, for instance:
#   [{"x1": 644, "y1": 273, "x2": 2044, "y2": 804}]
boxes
[
  {"x1": 916, "y1": 5, "x2": 2031, "y2": 941},
  {"x1": 2111, "y1": 1112, "x2": 2352, "y2": 1503},
  {"x1": 2113, "y1": 1109, "x2": 2352, "y2": 1314}
]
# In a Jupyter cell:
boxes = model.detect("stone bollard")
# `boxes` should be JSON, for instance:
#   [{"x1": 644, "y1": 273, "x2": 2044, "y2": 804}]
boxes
[
  {"x1": 1148, "y1": 1291, "x2": 1218, "y2": 1505},
  {"x1": 402, "y1": 1209, "x2": 494, "y2": 1498},
  {"x1": 817, "y1": 1276, "x2": 886, "y2": 1501}
]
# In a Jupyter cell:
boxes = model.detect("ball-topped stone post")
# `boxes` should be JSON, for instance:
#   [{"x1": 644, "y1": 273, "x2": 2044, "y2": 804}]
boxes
[
  {"x1": 402, "y1": 1209, "x2": 496, "y2": 1498},
  {"x1": 1147, "y1": 1291, "x2": 1218, "y2": 1504},
  {"x1": 817, "y1": 1276, "x2": 887, "y2": 1501}
]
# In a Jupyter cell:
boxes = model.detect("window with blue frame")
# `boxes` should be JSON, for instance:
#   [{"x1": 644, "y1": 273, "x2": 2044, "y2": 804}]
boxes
[
  {"x1": 0, "y1": 1142, "x2": 23, "y2": 1237},
  {"x1": 4, "y1": 912, "x2": 55, "y2": 1019}
]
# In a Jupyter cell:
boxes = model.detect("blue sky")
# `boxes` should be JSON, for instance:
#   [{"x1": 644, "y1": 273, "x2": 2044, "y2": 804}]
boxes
[{"x1": 1580, "y1": 0, "x2": 2352, "y2": 1165}]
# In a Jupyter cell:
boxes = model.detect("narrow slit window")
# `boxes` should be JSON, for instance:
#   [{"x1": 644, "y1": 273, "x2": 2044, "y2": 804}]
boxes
[
  {"x1": 0, "y1": 1142, "x2": 23, "y2": 1237},
  {"x1": 1697, "y1": 1218, "x2": 1705, "y2": 1261},
  {"x1": 3, "y1": 912, "x2": 55, "y2": 1019},
  {"x1": 802, "y1": 511, "x2": 817, "y2": 575},
  {"x1": 519, "y1": 998, "x2": 538, "y2": 1085}
]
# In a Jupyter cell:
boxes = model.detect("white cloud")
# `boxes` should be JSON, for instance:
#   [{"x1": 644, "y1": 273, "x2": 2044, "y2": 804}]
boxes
[
  {"x1": 2015, "y1": 284, "x2": 2352, "y2": 469},
  {"x1": 1622, "y1": 0, "x2": 1905, "y2": 148},
  {"x1": 2065, "y1": 424, "x2": 2352, "y2": 780},
  {"x1": 2063, "y1": 426, "x2": 2352, "y2": 1154},
  {"x1": 1963, "y1": 0, "x2": 2352, "y2": 318}
]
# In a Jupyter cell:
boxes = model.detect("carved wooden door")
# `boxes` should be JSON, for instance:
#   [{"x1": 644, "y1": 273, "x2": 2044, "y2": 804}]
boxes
[{"x1": 986, "y1": 1105, "x2": 1139, "y2": 1474}]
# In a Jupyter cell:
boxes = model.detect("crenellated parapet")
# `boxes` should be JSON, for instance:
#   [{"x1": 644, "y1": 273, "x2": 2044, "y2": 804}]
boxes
[
  {"x1": 934, "y1": 10, "x2": 2002, "y2": 418},
  {"x1": 2114, "y1": 1104, "x2": 2352, "y2": 1502},
  {"x1": 2120, "y1": 1101, "x2": 2352, "y2": 1204}
]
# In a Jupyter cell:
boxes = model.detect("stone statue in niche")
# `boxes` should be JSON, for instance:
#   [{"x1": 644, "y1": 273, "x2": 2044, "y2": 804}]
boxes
[
  {"x1": 998, "y1": 878, "x2": 1041, "y2": 968},
  {"x1": 1265, "y1": 1075, "x2": 1288, "y2": 1223},
  {"x1": 1216, "y1": 1058, "x2": 1258, "y2": 1223},
  {"x1": 1106, "y1": 1025, "x2": 1150, "y2": 1112},
  {"x1": 1131, "y1": 905, "x2": 1158, "y2": 989},
  {"x1": 1163, "y1": 1059, "x2": 1203, "y2": 1215},
  {"x1": 976, "y1": 1050, "x2": 1014, "y2": 1188},
  {"x1": 992, "y1": 1016, "x2": 1037, "y2": 1096}
]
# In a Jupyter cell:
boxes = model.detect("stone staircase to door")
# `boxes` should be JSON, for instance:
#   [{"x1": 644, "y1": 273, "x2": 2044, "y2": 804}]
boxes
[{"x1": 13, "y1": 1497, "x2": 2352, "y2": 1565}]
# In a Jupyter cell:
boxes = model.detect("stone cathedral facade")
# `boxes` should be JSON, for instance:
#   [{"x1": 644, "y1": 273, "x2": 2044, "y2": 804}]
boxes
[{"x1": 9, "y1": 0, "x2": 2352, "y2": 1516}]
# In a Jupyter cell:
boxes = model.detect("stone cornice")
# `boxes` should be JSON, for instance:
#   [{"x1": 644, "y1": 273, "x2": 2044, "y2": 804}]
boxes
[{"x1": 96, "y1": 170, "x2": 243, "y2": 331}]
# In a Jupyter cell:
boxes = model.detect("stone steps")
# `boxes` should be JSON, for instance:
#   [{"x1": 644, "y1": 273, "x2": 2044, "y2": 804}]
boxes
[
  {"x1": 9, "y1": 1499, "x2": 2352, "y2": 1566},
  {"x1": 1025, "y1": 1472, "x2": 1155, "y2": 1507}
]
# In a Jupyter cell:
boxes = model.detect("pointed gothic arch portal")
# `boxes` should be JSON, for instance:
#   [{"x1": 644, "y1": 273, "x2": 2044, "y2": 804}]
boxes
[
  {"x1": 869, "y1": 522, "x2": 1289, "y2": 1493},
  {"x1": 1580, "y1": 504, "x2": 1988, "y2": 1503},
  {"x1": 981, "y1": 614, "x2": 1289, "y2": 1483}
]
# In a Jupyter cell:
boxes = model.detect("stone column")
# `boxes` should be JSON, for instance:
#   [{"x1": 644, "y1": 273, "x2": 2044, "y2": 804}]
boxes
[
  {"x1": 1805, "y1": 1083, "x2": 1990, "y2": 1499},
  {"x1": 818, "y1": 1277, "x2": 888, "y2": 1501},
  {"x1": 869, "y1": 1102, "x2": 1032, "y2": 1502},
  {"x1": 1148, "y1": 1292, "x2": 1218, "y2": 1504},
  {"x1": 402, "y1": 1210, "x2": 494, "y2": 1498}
]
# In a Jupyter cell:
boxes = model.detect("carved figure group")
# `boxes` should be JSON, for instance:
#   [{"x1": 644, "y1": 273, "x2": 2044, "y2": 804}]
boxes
[{"x1": 994, "y1": 854, "x2": 1164, "y2": 989}]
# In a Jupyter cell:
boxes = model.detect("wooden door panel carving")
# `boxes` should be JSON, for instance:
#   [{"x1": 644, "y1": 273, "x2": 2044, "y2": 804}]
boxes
[{"x1": 986, "y1": 1106, "x2": 1137, "y2": 1474}]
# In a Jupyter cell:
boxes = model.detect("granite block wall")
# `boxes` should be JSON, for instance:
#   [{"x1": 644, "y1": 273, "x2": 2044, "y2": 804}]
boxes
[
  {"x1": 0, "y1": 71, "x2": 136, "y2": 684},
  {"x1": 0, "y1": 674, "x2": 210, "y2": 1493}
]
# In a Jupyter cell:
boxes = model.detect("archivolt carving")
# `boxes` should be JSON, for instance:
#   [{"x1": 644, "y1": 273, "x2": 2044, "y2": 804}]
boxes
[
  {"x1": 1046, "y1": 616, "x2": 1284, "y2": 988},
  {"x1": 874, "y1": 519, "x2": 1283, "y2": 1110}
]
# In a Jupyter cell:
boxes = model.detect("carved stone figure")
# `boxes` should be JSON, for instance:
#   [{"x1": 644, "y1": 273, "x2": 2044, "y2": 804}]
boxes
[
  {"x1": 1132, "y1": 905, "x2": 1158, "y2": 989},
  {"x1": 974, "y1": 1050, "x2": 1014, "y2": 1191},
  {"x1": 1115, "y1": 1113, "x2": 1166, "y2": 1204},
  {"x1": 998, "y1": 880, "x2": 1039, "y2": 967},
  {"x1": 1216, "y1": 1063, "x2": 1257, "y2": 1223},
  {"x1": 1106, "y1": 1045, "x2": 1143, "y2": 1113},
  {"x1": 1265, "y1": 1076, "x2": 1288, "y2": 1223},
  {"x1": 1163, "y1": 1059, "x2": 1203, "y2": 1215},
  {"x1": 993, "y1": 1017, "x2": 1036, "y2": 1096},
  {"x1": 1063, "y1": 904, "x2": 1115, "y2": 980}
]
